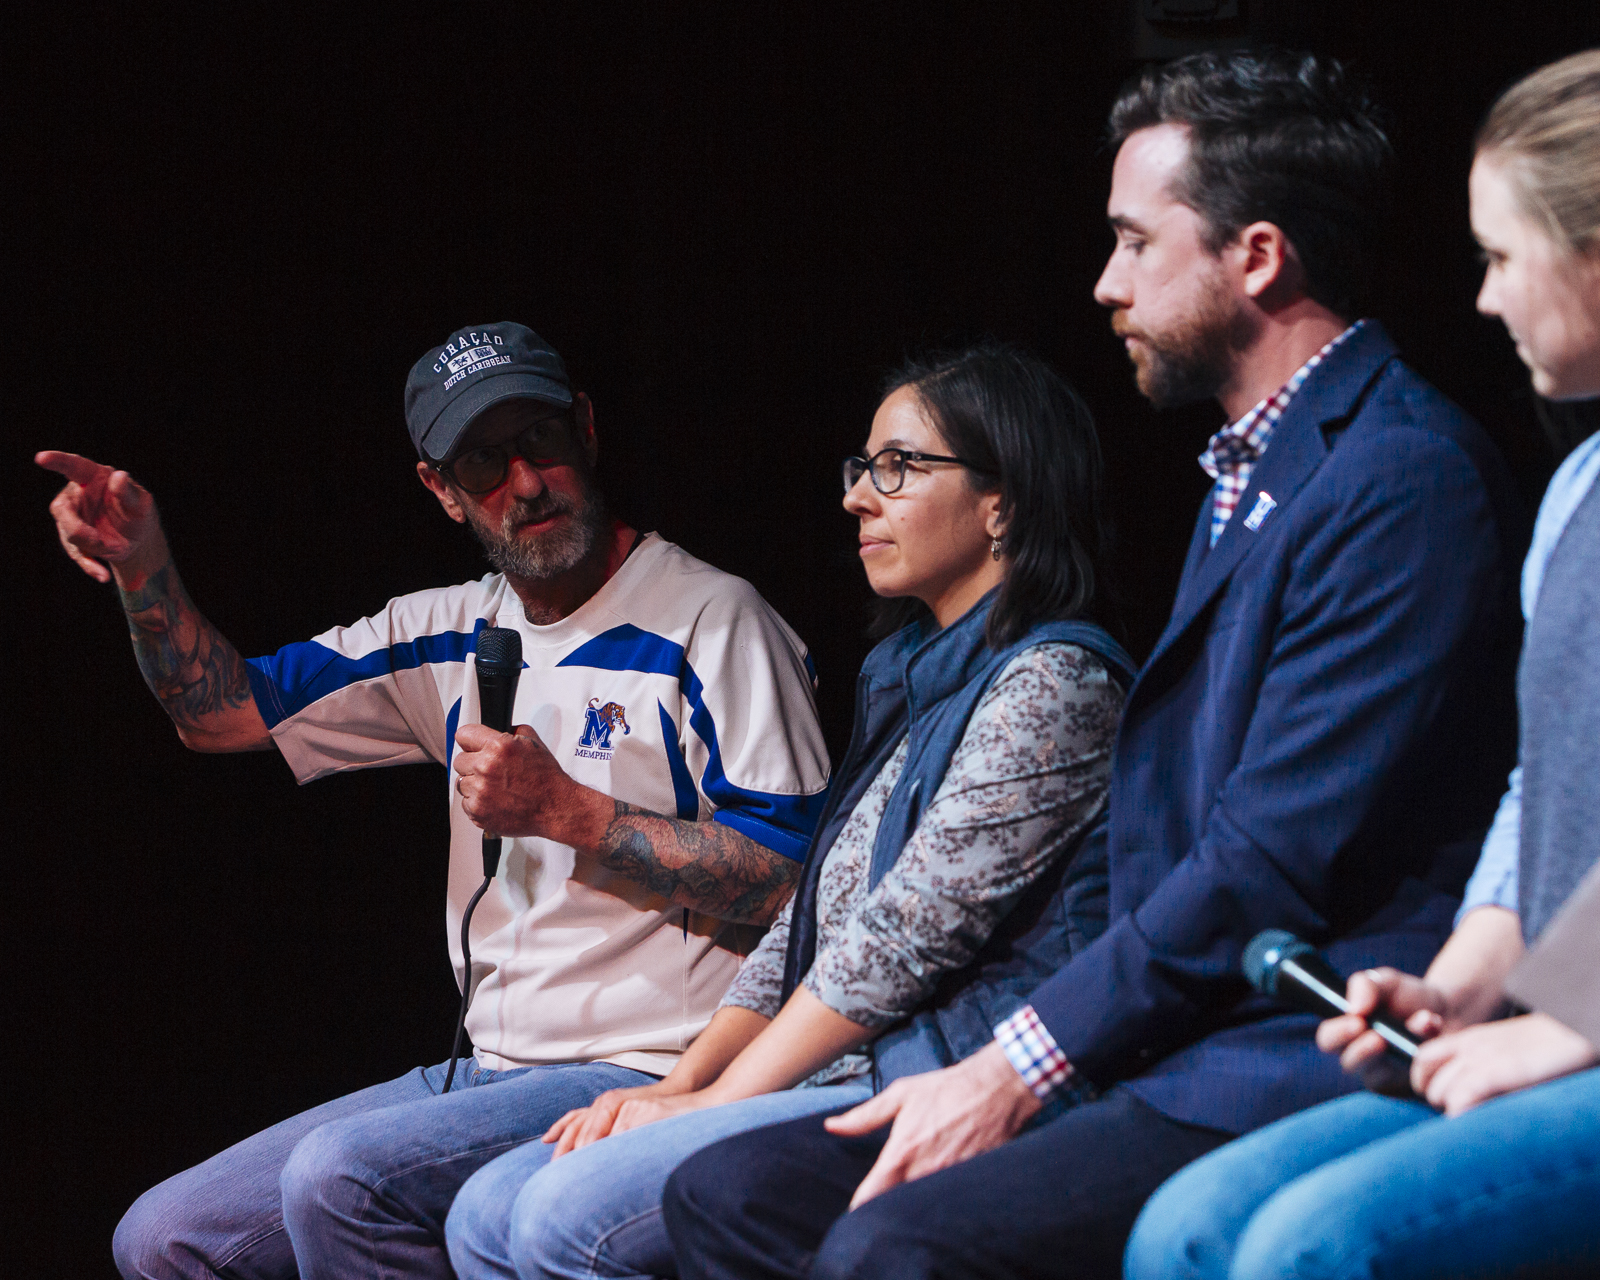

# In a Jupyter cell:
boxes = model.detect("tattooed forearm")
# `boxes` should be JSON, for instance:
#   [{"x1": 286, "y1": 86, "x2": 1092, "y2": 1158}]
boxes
[
  {"x1": 118, "y1": 560, "x2": 256, "y2": 734},
  {"x1": 596, "y1": 802, "x2": 800, "y2": 925}
]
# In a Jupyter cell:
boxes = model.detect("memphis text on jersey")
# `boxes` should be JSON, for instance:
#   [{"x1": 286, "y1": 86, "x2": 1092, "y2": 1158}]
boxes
[{"x1": 575, "y1": 697, "x2": 630, "y2": 760}]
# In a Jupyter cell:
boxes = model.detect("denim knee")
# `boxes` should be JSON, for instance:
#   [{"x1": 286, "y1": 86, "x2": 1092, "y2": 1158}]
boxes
[
  {"x1": 113, "y1": 1176, "x2": 262, "y2": 1280},
  {"x1": 446, "y1": 1149, "x2": 537, "y2": 1280},
  {"x1": 507, "y1": 1150, "x2": 626, "y2": 1280},
  {"x1": 113, "y1": 1186, "x2": 189, "y2": 1280},
  {"x1": 278, "y1": 1119, "x2": 373, "y2": 1237},
  {"x1": 1124, "y1": 1159, "x2": 1237, "y2": 1280},
  {"x1": 1229, "y1": 1176, "x2": 1349, "y2": 1280}
]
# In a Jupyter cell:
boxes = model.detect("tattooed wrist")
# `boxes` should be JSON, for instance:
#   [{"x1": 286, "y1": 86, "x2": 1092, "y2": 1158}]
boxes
[
  {"x1": 116, "y1": 556, "x2": 179, "y2": 615},
  {"x1": 119, "y1": 561, "x2": 255, "y2": 731},
  {"x1": 596, "y1": 801, "x2": 799, "y2": 925}
]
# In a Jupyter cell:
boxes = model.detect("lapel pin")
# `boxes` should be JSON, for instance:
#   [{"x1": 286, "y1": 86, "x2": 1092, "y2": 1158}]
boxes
[{"x1": 1243, "y1": 491, "x2": 1277, "y2": 532}]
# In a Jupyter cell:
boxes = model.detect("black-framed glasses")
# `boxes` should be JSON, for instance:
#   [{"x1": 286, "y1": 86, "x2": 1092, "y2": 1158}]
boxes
[
  {"x1": 842, "y1": 447, "x2": 987, "y2": 495},
  {"x1": 435, "y1": 412, "x2": 575, "y2": 494}
]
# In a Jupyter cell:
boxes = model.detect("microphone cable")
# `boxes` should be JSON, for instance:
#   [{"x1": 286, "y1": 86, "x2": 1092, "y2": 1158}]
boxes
[{"x1": 442, "y1": 873, "x2": 493, "y2": 1094}]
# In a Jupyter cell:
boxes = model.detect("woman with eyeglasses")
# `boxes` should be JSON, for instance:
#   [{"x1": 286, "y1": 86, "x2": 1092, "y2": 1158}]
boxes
[
  {"x1": 1124, "y1": 50, "x2": 1600, "y2": 1280},
  {"x1": 445, "y1": 342, "x2": 1134, "y2": 1280}
]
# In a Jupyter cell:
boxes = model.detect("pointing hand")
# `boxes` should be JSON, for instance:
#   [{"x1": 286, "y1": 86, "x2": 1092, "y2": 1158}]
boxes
[{"x1": 37, "y1": 450, "x2": 164, "y2": 584}]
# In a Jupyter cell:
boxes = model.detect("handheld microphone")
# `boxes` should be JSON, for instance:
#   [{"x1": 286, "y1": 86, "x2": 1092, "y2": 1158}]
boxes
[
  {"x1": 474, "y1": 626, "x2": 523, "y2": 877},
  {"x1": 1243, "y1": 929, "x2": 1421, "y2": 1059},
  {"x1": 445, "y1": 625, "x2": 524, "y2": 1094}
]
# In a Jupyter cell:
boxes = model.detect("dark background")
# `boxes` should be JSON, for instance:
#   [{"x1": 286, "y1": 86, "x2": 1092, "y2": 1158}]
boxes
[{"x1": 10, "y1": 4, "x2": 1600, "y2": 1275}]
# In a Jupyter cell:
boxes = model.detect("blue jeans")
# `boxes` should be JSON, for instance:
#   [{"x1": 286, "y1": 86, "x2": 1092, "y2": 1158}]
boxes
[
  {"x1": 112, "y1": 1058, "x2": 654, "y2": 1280},
  {"x1": 1125, "y1": 1067, "x2": 1600, "y2": 1280},
  {"x1": 446, "y1": 1081, "x2": 871, "y2": 1280}
]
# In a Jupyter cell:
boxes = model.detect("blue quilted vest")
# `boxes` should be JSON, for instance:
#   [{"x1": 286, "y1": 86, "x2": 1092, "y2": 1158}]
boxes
[{"x1": 780, "y1": 593, "x2": 1134, "y2": 1088}]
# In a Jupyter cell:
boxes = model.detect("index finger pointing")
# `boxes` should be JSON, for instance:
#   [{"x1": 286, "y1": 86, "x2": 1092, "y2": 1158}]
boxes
[{"x1": 35, "y1": 451, "x2": 110, "y2": 484}]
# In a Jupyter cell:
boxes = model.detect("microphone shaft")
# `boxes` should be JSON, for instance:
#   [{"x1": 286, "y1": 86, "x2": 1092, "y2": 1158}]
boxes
[
  {"x1": 474, "y1": 633, "x2": 522, "y2": 878},
  {"x1": 1280, "y1": 956, "x2": 1421, "y2": 1059}
]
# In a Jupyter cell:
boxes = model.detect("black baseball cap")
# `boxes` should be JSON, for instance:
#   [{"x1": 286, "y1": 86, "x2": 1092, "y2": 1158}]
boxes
[{"x1": 405, "y1": 322, "x2": 573, "y2": 461}]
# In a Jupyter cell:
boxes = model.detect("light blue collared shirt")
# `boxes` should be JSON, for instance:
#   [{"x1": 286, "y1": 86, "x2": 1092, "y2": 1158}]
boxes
[{"x1": 1458, "y1": 429, "x2": 1600, "y2": 922}]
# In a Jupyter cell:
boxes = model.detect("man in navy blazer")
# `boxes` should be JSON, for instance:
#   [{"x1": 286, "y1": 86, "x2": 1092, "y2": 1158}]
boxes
[{"x1": 661, "y1": 50, "x2": 1523, "y2": 1280}]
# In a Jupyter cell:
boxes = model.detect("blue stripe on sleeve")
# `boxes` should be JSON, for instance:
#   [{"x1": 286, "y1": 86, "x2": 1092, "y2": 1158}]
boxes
[
  {"x1": 657, "y1": 700, "x2": 701, "y2": 820},
  {"x1": 559, "y1": 624, "x2": 828, "y2": 857},
  {"x1": 444, "y1": 696, "x2": 464, "y2": 770},
  {"x1": 713, "y1": 809, "x2": 814, "y2": 862},
  {"x1": 244, "y1": 660, "x2": 289, "y2": 726},
  {"x1": 247, "y1": 619, "x2": 490, "y2": 730}
]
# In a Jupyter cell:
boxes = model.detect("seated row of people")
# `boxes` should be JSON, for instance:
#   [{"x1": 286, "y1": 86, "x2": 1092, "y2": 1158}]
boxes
[{"x1": 41, "y1": 43, "x2": 1600, "y2": 1280}]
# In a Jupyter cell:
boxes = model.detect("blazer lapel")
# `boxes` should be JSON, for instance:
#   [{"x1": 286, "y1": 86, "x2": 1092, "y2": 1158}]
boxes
[
  {"x1": 1140, "y1": 323, "x2": 1401, "y2": 677},
  {"x1": 1174, "y1": 490, "x2": 1214, "y2": 610}
]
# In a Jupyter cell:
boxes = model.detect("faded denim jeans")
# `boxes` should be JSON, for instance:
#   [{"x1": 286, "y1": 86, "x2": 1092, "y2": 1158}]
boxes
[
  {"x1": 446, "y1": 1081, "x2": 872, "y2": 1280},
  {"x1": 114, "y1": 1058, "x2": 653, "y2": 1280}
]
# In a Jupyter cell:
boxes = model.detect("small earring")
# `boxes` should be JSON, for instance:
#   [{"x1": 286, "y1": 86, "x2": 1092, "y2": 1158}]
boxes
[{"x1": 991, "y1": 537, "x2": 1003, "y2": 561}]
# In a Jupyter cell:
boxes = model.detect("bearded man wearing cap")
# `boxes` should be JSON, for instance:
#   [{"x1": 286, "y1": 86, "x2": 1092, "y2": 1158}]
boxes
[{"x1": 38, "y1": 322, "x2": 832, "y2": 1280}]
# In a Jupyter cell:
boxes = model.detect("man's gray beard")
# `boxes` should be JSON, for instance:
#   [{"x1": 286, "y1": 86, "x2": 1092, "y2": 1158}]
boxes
[
  {"x1": 1130, "y1": 281, "x2": 1254, "y2": 411},
  {"x1": 466, "y1": 485, "x2": 610, "y2": 581}
]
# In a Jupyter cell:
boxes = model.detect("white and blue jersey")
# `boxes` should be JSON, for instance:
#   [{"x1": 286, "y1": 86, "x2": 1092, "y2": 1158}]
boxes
[{"x1": 244, "y1": 533, "x2": 831, "y2": 1073}]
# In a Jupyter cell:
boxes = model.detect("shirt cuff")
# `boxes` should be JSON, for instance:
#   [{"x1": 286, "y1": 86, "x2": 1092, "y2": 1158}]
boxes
[{"x1": 996, "y1": 1005, "x2": 1076, "y2": 1100}]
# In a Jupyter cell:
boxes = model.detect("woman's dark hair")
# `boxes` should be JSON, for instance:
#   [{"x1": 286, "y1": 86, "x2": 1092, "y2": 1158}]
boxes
[
  {"x1": 1107, "y1": 49, "x2": 1392, "y2": 321},
  {"x1": 870, "y1": 342, "x2": 1110, "y2": 649}
]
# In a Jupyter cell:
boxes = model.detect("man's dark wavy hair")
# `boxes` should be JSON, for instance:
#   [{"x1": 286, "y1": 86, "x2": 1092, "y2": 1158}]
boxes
[
  {"x1": 1107, "y1": 49, "x2": 1392, "y2": 320},
  {"x1": 869, "y1": 342, "x2": 1110, "y2": 650}
]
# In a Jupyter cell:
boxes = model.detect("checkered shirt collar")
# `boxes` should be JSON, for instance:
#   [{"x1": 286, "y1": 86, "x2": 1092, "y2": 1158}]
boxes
[{"x1": 1199, "y1": 320, "x2": 1364, "y2": 480}]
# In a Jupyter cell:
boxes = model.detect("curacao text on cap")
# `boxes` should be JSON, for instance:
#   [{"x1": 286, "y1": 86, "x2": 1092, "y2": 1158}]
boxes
[{"x1": 433, "y1": 331, "x2": 510, "y2": 388}]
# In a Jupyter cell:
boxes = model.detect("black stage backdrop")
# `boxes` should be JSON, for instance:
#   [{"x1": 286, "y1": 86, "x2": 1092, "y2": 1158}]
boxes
[{"x1": 10, "y1": 5, "x2": 1600, "y2": 1275}]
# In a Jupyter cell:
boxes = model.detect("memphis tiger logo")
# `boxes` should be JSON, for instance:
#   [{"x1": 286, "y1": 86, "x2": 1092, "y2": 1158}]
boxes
[{"x1": 575, "y1": 698, "x2": 631, "y2": 760}]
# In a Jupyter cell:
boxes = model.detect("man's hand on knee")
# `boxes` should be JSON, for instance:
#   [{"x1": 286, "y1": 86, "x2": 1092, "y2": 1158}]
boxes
[{"x1": 826, "y1": 1041, "x2": 1042, "y2": 1208}]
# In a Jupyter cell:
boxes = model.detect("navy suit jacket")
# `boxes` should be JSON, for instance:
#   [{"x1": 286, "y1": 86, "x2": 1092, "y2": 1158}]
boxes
[{"x1": 1027, "y1": 323, "x2": 1522, "y2": 1134}]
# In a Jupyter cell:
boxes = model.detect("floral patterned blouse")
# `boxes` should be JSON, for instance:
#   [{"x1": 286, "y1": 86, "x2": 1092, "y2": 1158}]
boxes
[{"x1": 720, "y1": 641, "x2": 1123, "y2": 1083}]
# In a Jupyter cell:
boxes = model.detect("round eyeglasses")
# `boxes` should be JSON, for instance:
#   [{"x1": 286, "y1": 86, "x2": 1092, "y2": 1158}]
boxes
[
  {"x1": 435, "y1": 413, "x2": 575, "y2": 494},
  {"x1": 842, "y1": 446, "x2": 988, "y2": 495}
]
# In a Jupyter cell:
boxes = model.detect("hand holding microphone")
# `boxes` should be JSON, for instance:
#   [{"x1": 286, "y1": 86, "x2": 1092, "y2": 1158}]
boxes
[
  {"x1": 1244, "y1": 930, "x2": 1456, "y2": 1097},
  {"x1": 455, "y1": 625, "x2": 592, "y2": 872},
  {"x1": 467, "y1": 627, "x2": 523, "y2": 877},
  {"x1": 1244, "y1": 930, "x2": 1425, "y2": 1059}
]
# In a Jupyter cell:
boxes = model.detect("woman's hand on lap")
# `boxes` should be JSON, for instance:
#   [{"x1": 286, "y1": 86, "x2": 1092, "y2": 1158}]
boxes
[
  {"x1": 611, "y1": 1088, "x2": 724, "y2": 1136},
  {"x1": 544, "y1": 1080, "x2": 685, "y2": 1157},
  {"x1": 1413, "y1": 1012, "x2": 1598, "y2": 1116}
]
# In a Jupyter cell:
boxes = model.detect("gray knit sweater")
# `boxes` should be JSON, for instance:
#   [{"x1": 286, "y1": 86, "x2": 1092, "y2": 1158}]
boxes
[{"x1": 1519, "y1": 468, "x2": 1600, "y2": 940}]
